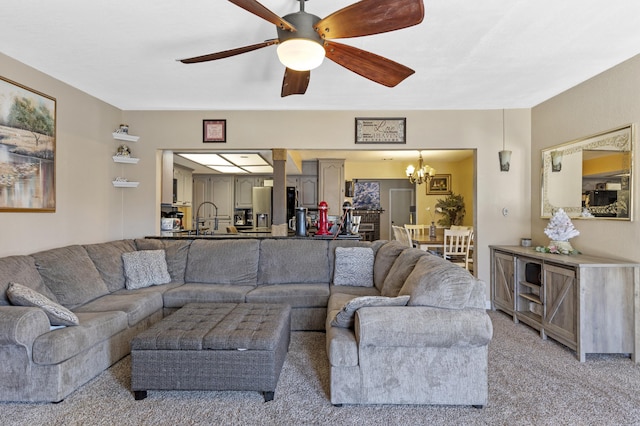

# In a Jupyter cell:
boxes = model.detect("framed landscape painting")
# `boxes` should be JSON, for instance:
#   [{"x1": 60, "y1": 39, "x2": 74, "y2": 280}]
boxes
[{"x1": 0, "y1": 76, "x2": 56, "y2": 212}]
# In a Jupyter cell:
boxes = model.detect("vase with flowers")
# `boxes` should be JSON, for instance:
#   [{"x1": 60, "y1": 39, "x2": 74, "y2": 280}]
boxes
[{"x1": 425, "y1": 206, "x2": 442, "y2": 238}]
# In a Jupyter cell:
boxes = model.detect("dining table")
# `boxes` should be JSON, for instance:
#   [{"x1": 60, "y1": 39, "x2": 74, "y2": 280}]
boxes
[{"x1": 412, "y1": 228, "x2": 446, "y2": 252}]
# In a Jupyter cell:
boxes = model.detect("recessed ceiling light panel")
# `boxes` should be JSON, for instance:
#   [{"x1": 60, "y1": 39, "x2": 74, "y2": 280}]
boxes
[
  {"x1": 220, "y1": 153, "x2": 269, "y2": 166},
  {"x1": 178, "y1": 153, "x2": 231, "y2": 166}
]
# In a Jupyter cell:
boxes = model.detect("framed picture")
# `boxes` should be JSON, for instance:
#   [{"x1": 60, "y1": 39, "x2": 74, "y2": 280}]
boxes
[
  {"x1": 203, "y1": 119, "x2": 226, "y2": 143},
  {"x1": 0, "y1": 76, "x2": 56, "y2": 212},
  {"x1": 355, "y1": 117, "x2": 406, "y2": 144},
  {"x1": 426, "y1": 174, "x2": 451, "y2": 195}
]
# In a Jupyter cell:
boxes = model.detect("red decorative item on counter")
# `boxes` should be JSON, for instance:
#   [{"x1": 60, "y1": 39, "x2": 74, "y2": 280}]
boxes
[{"x1": 316, "y1": 201, "x2": 331, "y2": 235}]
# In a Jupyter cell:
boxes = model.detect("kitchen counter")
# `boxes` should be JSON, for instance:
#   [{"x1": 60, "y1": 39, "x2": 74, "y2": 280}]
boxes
[{"x1": 147, "y1": 233, "x2": 363, "y2": 240}]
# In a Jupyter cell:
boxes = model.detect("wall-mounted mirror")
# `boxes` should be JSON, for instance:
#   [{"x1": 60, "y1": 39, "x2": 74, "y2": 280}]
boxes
[{"x1": 541, "y1": 125, "x2": 633, "y2": 220}]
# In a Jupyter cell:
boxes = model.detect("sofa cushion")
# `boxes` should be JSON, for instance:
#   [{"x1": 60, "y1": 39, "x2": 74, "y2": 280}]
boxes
[
  {"x1": 258, "y1": 239, "x2": 330, "y2": 285},
  {"x1": 32, "y1": 311, "x2": 128, "y2": 365},
  {"x1": 399, "y1": 256, "x2": 476, "y2": 309},
  {"x1": 83, "y1": 240, "x2": 137, "y2": 292},
  {"x1": 163, "y1": 284, "x2": 254, "y2": 308},
  {"x1": 330, "y1": 295, "x2": 410, "y2": 328},
  {"x1": 7, "y1": 282, "x2": 79, "y2": 326},
  {"x1": 330, "y1": 284, "x2": 381, "y2": 297},
  {"x1": 186, "y1": 240, "x2": 259, "y2": 285},
  {"x1": 381, "y1": 248, "x2": 426, "y2": 297},
  {"x1": 373, "y1": 241, "x2": 407, "y2": 291},
  {"x1": 333, "y1": 247, "x2": 374, "y2": 287},
  {"x1": 122, "y1": 250, "x2": 171, "y2": 290},
  {"x1": 0, "y1": 255, "x2": 57, "y2": 306},
  {"x1": 246, "y1": 283, "x2": 330, "y2": 308},
  {"x1": 32, "y1": 245, "x2": 110, "y2": 309},
  {"x1": 135, "y1": 239, "x2": 191, "y2": 284},
  {"x1": 73, "y1": 292, "x2": 163, "y2": 326}
]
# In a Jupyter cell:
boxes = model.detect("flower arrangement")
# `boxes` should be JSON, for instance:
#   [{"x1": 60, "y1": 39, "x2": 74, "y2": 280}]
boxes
[{"x1": 535, "y1": 208, "x2": 580, "y2": 255}]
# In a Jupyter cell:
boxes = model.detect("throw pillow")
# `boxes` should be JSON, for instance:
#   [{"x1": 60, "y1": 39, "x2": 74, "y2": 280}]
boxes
[
  {"x1": 330, "y1": 295, "x2": 410, "y2": 328},
  {"x1": 7, "y1": 282, "x2": 79, "y2": 326},
  {"x1": 333, "y1": 247, "x2": 374, "y2": 287},
  {"x1": 399, "y1": 256, "x2": 475, "y2": 309},
  {"x1": 121, "y1": 250, "x2": 171, "y2": 290},
  {"x1": 380, "y1": 248, "x2": 426, "y2": 297}
]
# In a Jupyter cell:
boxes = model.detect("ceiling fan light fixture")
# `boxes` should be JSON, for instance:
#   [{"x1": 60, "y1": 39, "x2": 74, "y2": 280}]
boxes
[{"x1": 277, "y1": 38, "x2": 325, "y2": 71}]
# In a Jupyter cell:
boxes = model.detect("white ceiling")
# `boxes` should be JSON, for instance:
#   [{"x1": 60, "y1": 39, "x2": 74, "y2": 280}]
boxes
[{"x1": 2, "y1": 0, "x2": 640, "y2": 111}]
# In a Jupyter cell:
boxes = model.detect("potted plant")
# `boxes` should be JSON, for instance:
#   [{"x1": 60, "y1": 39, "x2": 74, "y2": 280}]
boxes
[{"x1": 435, "y1": 193, "x2": 466, "y2": 227}]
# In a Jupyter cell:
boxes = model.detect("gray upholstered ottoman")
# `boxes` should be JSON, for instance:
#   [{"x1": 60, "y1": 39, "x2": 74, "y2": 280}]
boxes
[{"x1": 130, "y1": 302, "x2": 291, "y2": 402}]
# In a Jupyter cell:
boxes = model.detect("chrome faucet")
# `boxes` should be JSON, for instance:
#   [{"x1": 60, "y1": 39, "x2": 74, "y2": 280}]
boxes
[{"x1": 195, "y1": 201, "x2": 218, "y2": 235}]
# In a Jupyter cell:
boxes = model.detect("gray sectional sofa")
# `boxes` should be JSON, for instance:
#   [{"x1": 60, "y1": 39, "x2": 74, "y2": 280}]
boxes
[{"x1": 0, "y1": 238, "x2": 492, "y2": 406}]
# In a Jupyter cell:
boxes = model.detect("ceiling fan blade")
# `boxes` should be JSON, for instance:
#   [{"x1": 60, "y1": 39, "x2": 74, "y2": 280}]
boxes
[
  {"x1": 179, "y1": 40, "x2": 278, "y2": 63},
  {"x1": 324, "y1": 41, "x2": 414, "y2": 87},
  {"x1": 229, "y1": 0, "x2": 296, "y2": 32},
  {"x1": 315, "y1": 0, "x2": 424, "y2": 39},
  {"x1": 281, "y1": 68, "x2": 310, "y2": 97}
]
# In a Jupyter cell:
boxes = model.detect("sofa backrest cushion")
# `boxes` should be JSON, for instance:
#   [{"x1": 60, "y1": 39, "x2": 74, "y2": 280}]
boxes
[
  {"x1": 32, "y1": 245, "x2": 110, "y2": 309},
  {"x1": 84, "y1": 240, "x2": 137, "y2": 292},
  {"x1": 380, "y1": 248, "x2": 426, "y2": 297},
  {"x1": 258, "y1": 239, "x2": 329, "y2": 285},
  {"x1": 373, "y1": 241, "x2": 407, "y2": 291},
  {"x1": 0, "y1": 255, "x2": 57, "y2": 306},
  {"x1": 135, "y1": 239, "x2": 191, "y2": 284},
  {"x1": 186, "y1": 239, "x2": 259, "y2": 285},
  {"x1": 399, "y1": 255, "x2": 476, "y2": 310}
]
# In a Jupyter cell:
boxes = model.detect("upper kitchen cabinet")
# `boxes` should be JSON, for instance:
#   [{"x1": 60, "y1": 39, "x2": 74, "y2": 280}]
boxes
[
  {"x1": 173, "y1": 165, "x2": 193, "y2": 206},
  {"x1": 318, "y1": 159, "x2": 345, "y2": 216},
  {"x1": 299, "y1": 176, "x2": 318, "y2": 209},
  {"x1": 193, "y1": 175, "x2": 234, "y2": 221},
  {"x1": 235, "y1": 176, "x2": 264, "y2": 208}
]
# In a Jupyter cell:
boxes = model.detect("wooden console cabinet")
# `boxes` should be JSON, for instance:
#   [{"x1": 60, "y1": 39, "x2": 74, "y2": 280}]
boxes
[{"x1": 490, "y1": 245, "x2": 640, "y2": 362}]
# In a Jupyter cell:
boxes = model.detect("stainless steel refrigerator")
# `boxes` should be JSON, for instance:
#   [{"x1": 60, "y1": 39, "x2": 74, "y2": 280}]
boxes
[{"x1": 252, "y1": 186, "x2": 272, "y2": 229}]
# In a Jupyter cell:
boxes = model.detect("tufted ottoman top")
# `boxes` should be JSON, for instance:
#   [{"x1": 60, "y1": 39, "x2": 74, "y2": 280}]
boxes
[{"x1": 131, "y1": 303, "x2": 290, "y2": 351}]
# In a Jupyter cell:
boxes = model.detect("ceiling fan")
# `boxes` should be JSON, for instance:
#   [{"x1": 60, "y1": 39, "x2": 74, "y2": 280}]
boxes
[{"x1": 178, "y1": 0, "x2": 425, "y2": 97}]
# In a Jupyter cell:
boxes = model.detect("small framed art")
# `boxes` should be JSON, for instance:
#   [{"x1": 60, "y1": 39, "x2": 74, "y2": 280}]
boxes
[
  {"x1": 203, "y1": 119, "x2": 226, "y2": 143},
  {"x1": 426, "y1": 174, "x2": 451, "y2": 195}
]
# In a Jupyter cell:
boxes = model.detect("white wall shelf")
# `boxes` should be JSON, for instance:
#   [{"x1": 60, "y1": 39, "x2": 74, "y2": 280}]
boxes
[
  {"x1": 112, "y1": 132, "x2": 139, "y2": 142},
  {"x1": 112, "y1": 181, "x2": 139, "y2": 188},
  {"x1": 112, "y1": 156, "x2": 139, "y2": 164}
]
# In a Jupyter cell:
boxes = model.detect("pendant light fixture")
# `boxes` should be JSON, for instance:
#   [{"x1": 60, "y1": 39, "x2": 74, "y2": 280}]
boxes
[
  {"x1": 498, "y1": 109, "x2": 511, "y2": 172},
  {"x1": 406, "y1": 151, "x2": 435, "y2": 185}
]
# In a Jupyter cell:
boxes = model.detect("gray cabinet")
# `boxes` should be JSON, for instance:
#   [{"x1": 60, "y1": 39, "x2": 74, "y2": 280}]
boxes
[
  {"x1": 490, "y1": 246, "x2": 640, "y2": 362},
  {"x1": 299, "y1": 176, "x2": 318, "y2": 208},
  {"x1": 235, "y1": 176, "x2": 265, "y2": 208},
  {"x1": 193, "y1": 175, "x2": 234, "y2": 226},
  {"x1": 286, "y1": 176, "x2": 317, "y2": 209},
  {"x1": 317, "y1": 159, "x2": 344, "y2": 216}
]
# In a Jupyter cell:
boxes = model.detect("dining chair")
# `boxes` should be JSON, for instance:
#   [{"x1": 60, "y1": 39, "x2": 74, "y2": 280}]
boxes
[
  {"x1": 404, "y1": 224, "x2": 428, "y2": 242},
  {"x1": 392, "y1": 225, "x2": 413, "y2": 248},
  {"x1": 443, "y1": 228, "x2": 472, "y2": 270}
]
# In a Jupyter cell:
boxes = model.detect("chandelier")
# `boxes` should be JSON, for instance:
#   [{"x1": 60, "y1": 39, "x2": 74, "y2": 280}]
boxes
[{"x1": 405, "y1": 152, "x2": 435, "y2": 185}]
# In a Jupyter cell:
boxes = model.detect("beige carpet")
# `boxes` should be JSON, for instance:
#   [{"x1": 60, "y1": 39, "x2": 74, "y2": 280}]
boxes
[{"x1": 3, "y1": 311, "x2": 640, "y2": 425}]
